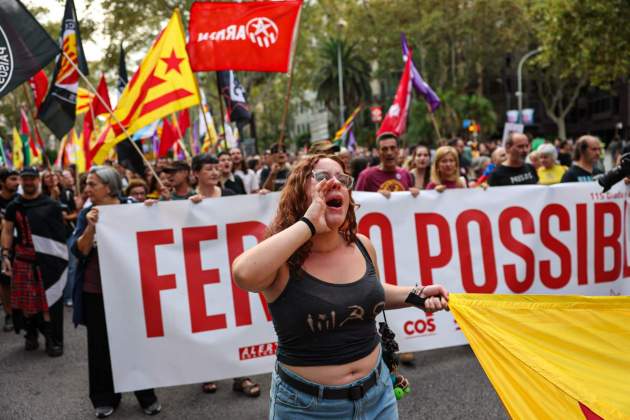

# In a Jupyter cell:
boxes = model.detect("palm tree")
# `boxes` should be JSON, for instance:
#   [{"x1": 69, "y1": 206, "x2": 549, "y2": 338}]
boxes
[{"x1": 313, "y1": 38, "x2": 372, "y2": 118}]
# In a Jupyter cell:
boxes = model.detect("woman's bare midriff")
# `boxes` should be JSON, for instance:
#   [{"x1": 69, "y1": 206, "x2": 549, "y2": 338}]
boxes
[{"x1": 280, "y1": 345, "x2": 381, "y2": 386}]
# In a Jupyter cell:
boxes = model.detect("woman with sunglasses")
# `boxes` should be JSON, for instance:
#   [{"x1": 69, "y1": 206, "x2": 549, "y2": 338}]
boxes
[{"x1": 233, "y1": 154, "x2": 449, "y2": 419}]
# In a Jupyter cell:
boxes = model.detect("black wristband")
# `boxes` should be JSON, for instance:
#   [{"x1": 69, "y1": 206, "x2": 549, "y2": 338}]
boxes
[
  {"x1": 299, "y1": 217, "x2": 316, "y2": 237},
  {"x1": 405, "y1": 287, "x2": 428, "y2": 310}
]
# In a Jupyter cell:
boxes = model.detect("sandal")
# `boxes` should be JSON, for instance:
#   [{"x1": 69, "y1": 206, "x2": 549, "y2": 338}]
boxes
[
  {"x1": 232, "y1": 377, "x2": 260, "y2": 398},
  {"x1": 201, "y1": 382, "x2": 217, "y2": 394}
]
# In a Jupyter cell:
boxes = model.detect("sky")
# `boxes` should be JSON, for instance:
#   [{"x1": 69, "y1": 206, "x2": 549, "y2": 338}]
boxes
[{"x1": 23, "y1": 0, "x2": 107, "y2": 63}]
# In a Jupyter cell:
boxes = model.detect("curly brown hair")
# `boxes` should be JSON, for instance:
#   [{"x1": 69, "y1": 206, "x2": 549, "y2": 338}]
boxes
[{"x1": 266, "y1": 154, "x2": 358, "y2": 271}]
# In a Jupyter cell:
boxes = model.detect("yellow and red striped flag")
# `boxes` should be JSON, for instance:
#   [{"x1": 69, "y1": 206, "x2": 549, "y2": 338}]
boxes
[
  {"x1": 333, "y1": 106, "x2": 361, "y2": 141},
  {"x1": 89, "y1": 9, "x2": 199, "y2": 165},
  {"x1": 75, "y1": 87, "x2": 94, "y2": 115}
]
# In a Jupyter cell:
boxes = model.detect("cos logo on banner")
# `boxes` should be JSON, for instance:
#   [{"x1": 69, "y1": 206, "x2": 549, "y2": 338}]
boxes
[
  {"x1": 403, "y1": 314, "x2": 436, "y2": 337},
  {"x1": 0, "y1": 26, "x2": 13, "y2": 94}
]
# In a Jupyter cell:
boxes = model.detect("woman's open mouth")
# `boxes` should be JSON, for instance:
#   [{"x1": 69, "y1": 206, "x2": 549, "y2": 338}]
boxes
[{"x1": 326, "y1": 198, "x2": 343, "y2": 208}]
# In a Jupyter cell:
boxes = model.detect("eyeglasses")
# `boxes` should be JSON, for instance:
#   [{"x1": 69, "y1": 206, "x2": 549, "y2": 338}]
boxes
[{"x1": 311, "y1": 170, "x2": 354, "y2": 189}]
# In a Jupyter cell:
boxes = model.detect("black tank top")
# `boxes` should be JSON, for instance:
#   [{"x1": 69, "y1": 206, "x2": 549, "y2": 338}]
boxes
[{"x1": 268, "y1": 239, "x2": 385, "y2": 366}]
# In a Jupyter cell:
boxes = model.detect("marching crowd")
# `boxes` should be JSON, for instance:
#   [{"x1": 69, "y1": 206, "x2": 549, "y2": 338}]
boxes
[{"x1": 0, "y1": 130, "x2": 616, "y2": 418}]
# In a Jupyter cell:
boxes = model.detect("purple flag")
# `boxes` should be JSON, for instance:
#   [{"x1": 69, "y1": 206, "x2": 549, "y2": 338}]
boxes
[
  {"x1": 401, "y1": 33, "x2": 441, "y2": 112},
  {"x1": 346, "y1": 125, "x2": 357, "y2": 153}
]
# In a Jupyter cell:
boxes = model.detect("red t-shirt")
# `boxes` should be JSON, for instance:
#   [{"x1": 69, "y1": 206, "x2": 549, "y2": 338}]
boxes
[{"x1": 355, "y1": 166, "x2": 414, "y2": 192}]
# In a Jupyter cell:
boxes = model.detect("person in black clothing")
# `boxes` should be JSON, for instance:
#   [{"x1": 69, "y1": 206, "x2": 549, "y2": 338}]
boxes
[
  {"x1": 71, "y1": 166, "x2": 161, "y2": 418},
  {"x1": 260, "y1": 143, "x2": 291, "y2": 192},
  {"x1": 0, "y1": 169, "x2": 19, "y2": 332},
  {"x1": 218, "y1": 151, "x2": 246, "y2": 195},
  {"x1": 1, "y1": 167, "x2": 67, "y2": 357},
  {"x1": 488, "y1": 132, "x2": 538, "y2": 186},
  {"x1": 561, "y1": 135, "x2": 603, "y2": 183}
]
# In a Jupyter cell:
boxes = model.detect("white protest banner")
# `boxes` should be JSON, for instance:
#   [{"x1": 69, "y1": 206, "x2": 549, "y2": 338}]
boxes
[{"x1": 97, "y1": 183, "x2": 630, "y2": 392}]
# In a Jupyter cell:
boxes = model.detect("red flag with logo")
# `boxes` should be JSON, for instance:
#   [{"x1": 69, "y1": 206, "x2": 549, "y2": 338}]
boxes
[
  {"x1": 187, "y1": 0, "x2": 302, "y2": 72},
  {"x1": 377, "y1": 50, "x2": 413, "y2": 138}
]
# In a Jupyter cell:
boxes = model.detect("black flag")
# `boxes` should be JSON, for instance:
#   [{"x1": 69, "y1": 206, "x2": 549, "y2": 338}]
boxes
[
  {"x1": 117, "y1": 42, "x2": 128, "y2": 93},
  {"x1": 217, "y1": 71, "x2": 252, "y2": 124},
  {"x1": 38, "y1": 0, "x2": 88, "y2": 139},
  {"x1": 0, "y1": 0, "x2": 59, "y2": 100}
]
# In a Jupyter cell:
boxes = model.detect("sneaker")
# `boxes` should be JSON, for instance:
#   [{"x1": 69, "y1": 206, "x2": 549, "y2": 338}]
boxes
[
  {"x1": 95, "y1": 406, "x2": 114, "y2": 418},
  {"x1": 143, "y1": 401, "x2": 161, "y2": 416},
  {"x1": 3, "y1": 314, "x2": 12, "y2": 332}
]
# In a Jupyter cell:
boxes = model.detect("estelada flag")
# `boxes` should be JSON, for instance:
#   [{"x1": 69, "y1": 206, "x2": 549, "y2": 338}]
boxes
[
  {"x1": 90, "y1": 9, "x2": 199, "y2": 165},
  {"x1": 187, "y1": 0, "x2": 302, "y2": 73},
  {"x1": 0, "y1": 0, "x2": 59, "y2": 100},
  {"x1": 377, "y1": 49, "x2": 412, "y2": 138},
  {"x1": 75, "y1": 87, "x2": 94, "y2": 115},
  {"x1": 450, "y1": 294, "x2": 630, "y2": 419},
  {"x1": 38, "y1": 0, "x2": 89, "y2": 139}
]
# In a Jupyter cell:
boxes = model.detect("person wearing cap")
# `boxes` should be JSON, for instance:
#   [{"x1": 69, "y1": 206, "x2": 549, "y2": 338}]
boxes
[
  {"x1": 163, "y1": 161, "x2": 195, "y2": 200},
  {"x1": 1, "y1": 167, "x2": 67, "y2": 357},
  {"x1": 0, "y1": 168, "x2": 19, "y2": 332},
  {"x1": 355, "y1": 133, "x2": 419, "y2": 198},
  {"x1": 308, "y1": 139, "x2": 340, "y2": 156},
  {"x1": 260, "y1": 143, "x2": 291, "y2": 192}
]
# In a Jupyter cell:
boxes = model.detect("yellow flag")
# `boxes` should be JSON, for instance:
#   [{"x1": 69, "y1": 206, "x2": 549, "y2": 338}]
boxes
[
  {"x1": 74, "y1": 131, "x2": 86, "y2": 173},
  {"x1": 450, "y1": 294, "x2": 630, "y2": 420},
  {"x1": 76, "y1": 88, "x2": 94, "y2": 115},
  {"x1": 12, "y1": 128, "x2": 24, "y2": 170},
  {"x1": 90, "y1": 9, "x2": 199, "y2": 165}
]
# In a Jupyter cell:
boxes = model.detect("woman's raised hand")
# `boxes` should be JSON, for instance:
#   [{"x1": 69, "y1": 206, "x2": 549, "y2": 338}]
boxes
[
  {"x1": 302, "y1": 178, "x2": 336, "y2": 234},
  {"x1": 86, "y1": 208, "x2": 99, "y2": 227},
  {"x1": 421, "y1": 284, "x2": 450, "y2": 312}
]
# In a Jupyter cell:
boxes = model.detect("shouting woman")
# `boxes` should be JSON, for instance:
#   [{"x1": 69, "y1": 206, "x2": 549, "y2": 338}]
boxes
[{"x1": 232, "y1": 155, "x2": 449, "y2": 419}]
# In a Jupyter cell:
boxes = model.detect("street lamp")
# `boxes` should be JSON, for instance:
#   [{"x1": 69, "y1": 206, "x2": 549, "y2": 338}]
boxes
[
  {"x1": 337, "y1": 19, "x2": 347, "y2": 126},
  {"x1": 515, "y1": 47, "x2": 543, "y2": 123}
]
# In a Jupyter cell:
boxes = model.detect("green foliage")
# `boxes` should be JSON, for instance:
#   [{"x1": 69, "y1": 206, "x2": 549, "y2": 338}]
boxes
[{"x1": 313, "y1": 38, "x2": 372, "y2": 115}]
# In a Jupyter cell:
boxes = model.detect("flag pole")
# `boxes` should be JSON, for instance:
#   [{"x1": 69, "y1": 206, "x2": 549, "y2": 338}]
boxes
[
  {"x1": 215, "y1": 73, "x2": 229, "y2": 151},
  {"x1": 195, "y1": 75, "x2": 216, "y2": 154},
  {"x1": 61, "y1": 51, "x2": 164, "y2": 189},
  {"x1": 426, "y1": 102, "x2": 442, "y2": 142},
  {"x1": 171, "y1": 114, "x2": 191, "y2": 164},
  {"x1": 21, "y1": 84, "x2": 51, "y2": 169}
]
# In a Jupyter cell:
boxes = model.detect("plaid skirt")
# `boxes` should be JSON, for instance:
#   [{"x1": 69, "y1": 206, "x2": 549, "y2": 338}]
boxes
[{"x1": 11, "y1": 246, "x2": 48, "y2": 316}]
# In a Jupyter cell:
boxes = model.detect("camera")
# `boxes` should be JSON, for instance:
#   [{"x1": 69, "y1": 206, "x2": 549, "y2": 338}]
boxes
[{"x1": 598, "y1": 152, "x2": 630, "y2": 192}]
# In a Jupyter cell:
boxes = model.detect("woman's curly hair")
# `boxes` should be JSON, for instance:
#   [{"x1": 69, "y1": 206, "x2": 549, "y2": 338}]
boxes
[{"x1": 266, "y1": 154, "x2": 358, "y2": 271}]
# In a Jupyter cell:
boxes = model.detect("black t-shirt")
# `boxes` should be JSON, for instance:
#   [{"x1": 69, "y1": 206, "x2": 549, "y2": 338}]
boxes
[
  {"x1": 59, "y1": 188, "x2": 76, "y2": 213},
  {"x1": 561, "y1": 164, "x2": 604, "y2": 183},
  {"x1": 487, "y1": 163, "x2": 539, "y2": 186},
  {"x1": 223, "y1": 175, "x2": 246, "y2": 195},
  {"x1": 260, "y1": 167, "x2": 290, "y2": 192}
]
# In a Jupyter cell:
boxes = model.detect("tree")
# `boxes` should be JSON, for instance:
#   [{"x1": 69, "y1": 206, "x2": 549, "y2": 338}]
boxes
[
  {"x1": 313, "y1": 38, "x2": 372, "y2": 119},
  {"x1": 528, "y1": 0, "x2": 630, "y2": 139}
]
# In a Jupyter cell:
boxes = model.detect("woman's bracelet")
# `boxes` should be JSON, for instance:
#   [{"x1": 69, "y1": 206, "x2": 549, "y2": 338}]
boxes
[
  {"x1": 405, "y1": 286, "x2": 428, "y2": 309},
  {"x1": 299, "y1": 217, "x2": 316, "y2": 237}
]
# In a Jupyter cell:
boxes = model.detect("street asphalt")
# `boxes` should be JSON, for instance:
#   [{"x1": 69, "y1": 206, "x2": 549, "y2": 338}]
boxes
[{"x1": 0, "y1": 306, "x2": 507, "y2": 420}]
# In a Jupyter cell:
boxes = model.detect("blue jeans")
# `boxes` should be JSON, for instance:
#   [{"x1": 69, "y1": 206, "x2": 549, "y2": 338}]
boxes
[{"x1": 269, "y1": 358, "x2": 398, "y2": 420}]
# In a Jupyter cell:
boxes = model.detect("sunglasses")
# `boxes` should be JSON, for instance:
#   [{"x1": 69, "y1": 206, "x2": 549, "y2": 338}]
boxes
[{"x1": 312, "y1": 170, "x2": 354, "y2": 189}]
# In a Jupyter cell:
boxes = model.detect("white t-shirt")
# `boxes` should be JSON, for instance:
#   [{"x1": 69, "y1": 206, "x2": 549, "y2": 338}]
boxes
[{"x1": 234, "y1": 169, "x2": 259, "y2": 194}]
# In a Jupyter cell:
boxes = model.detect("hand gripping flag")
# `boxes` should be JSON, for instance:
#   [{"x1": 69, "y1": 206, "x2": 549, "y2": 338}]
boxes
[
  {"x1": 0, "y1": 0, "x2": 59, "y2": 100},
  {"x1": 377, "y1": 50, "x2": 413, "y2": 138},
  {"x1": 187, "y1": 0, "x2": 302, "y2": 73},
  {"x1": 401, "y1": 33, "x2": 440, "y2": 112},
  {"x1": 90, "y1": 9, "x2": 200, "y2": 165},
  {"x1": 450, "y1": 294, "x2": 630, "y2": 420},
  {"x1": 38, "y1": 0, "x2": 88, "y2": 139}
]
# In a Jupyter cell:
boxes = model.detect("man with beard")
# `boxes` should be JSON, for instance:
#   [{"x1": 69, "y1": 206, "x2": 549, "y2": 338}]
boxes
[
  {"x1": 355, "y1": 133, "x2": 418, "y2": 197},
  {"x1": 487, "y1": 132, "x2": 539, "y2": 186},
  {"x1": 0, "y1": 169, "x2": 19, "y2": 331},
  {"x1": 1, "y1": 167, "x2": 68, "y2": 356}
]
